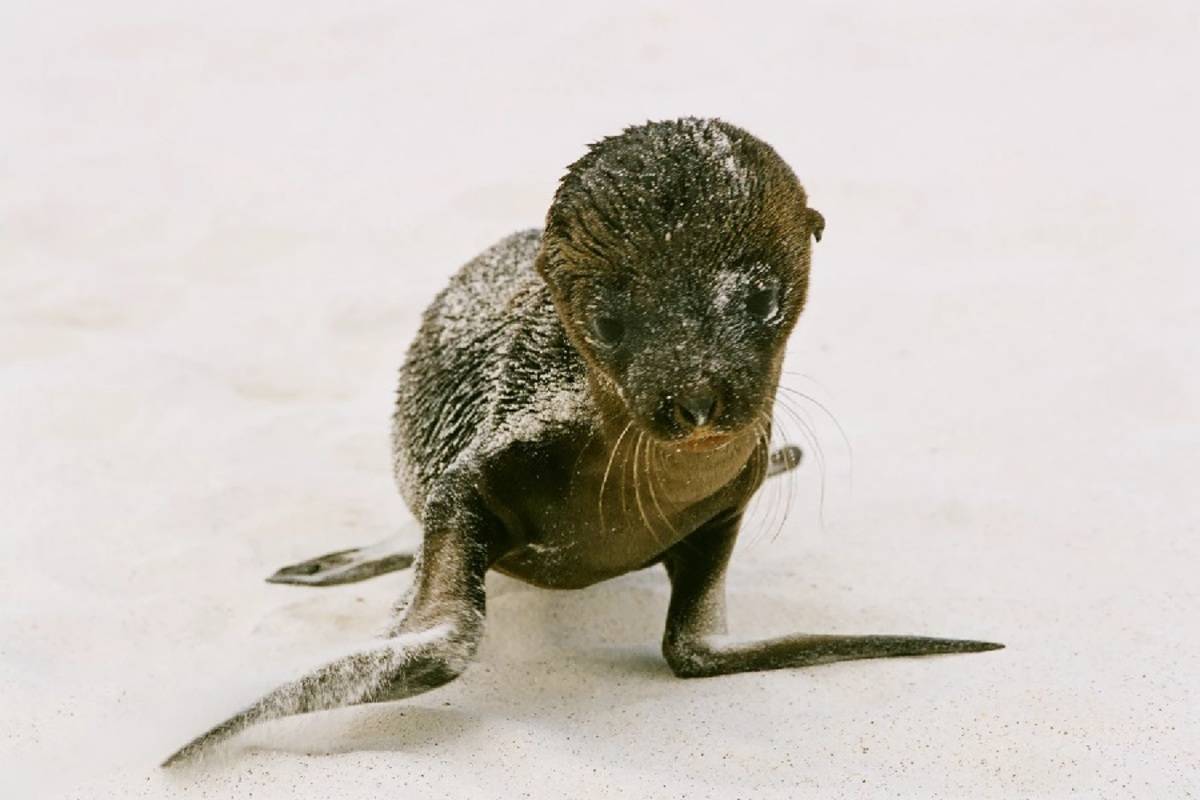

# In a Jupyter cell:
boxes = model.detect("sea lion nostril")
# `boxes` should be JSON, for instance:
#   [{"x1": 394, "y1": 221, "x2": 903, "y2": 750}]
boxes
[{"x1": 674, "y1": 389, "x2": 718, "y2": 428}]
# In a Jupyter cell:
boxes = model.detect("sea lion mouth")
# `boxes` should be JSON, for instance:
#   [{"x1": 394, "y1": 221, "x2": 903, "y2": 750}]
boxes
[{"x1": 673, "y1": 431, "x2": 735, "y2": 453}]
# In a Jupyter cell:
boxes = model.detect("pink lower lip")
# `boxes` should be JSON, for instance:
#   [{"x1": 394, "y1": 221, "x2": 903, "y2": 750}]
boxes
[{"x1": 678, "y1": 433, "x2": 732, "y2": 452}]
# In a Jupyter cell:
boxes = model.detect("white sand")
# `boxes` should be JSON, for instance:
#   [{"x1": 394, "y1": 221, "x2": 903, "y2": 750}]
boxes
[{"x1": 2, "y1": 2, "x2": 1197, "y2": 797}]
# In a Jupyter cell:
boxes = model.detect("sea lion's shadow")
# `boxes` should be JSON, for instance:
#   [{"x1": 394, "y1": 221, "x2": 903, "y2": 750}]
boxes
[{"x1": 240, "y1": 704, "x2": 482, "y2": 757}]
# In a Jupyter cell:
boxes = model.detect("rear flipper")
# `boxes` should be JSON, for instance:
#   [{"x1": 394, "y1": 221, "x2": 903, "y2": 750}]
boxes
[
  {"x1": 765, "y1": 444, "x2": 803, "y2": 477},
  {"x1": 270, "y1": 443, "x2": 806, "y2": 588},
  {"x1": 267, "y1": 532, "x2": 416, "y2": 586}
]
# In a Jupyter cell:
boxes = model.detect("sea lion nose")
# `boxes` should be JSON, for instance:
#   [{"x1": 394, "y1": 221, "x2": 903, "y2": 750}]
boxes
[{"x1": 673, "y1": 388, "x2": 719, "y2": 429}]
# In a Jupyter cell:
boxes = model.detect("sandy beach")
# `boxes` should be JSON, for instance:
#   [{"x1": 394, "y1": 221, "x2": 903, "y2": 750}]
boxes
[{"x1": 2, "y1": 2, "x2": 1197, "y2": 797}]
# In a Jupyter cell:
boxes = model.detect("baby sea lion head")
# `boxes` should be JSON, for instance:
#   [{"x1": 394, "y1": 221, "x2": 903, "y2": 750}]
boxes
[{"x1": 537, "y1": 117, "x2": 824, "y2": 446}]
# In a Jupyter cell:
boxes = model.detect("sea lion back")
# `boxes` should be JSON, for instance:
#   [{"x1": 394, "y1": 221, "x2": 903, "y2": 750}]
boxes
[{"x1": 391, "y1": 228, "x2": 589, "y2": 517}]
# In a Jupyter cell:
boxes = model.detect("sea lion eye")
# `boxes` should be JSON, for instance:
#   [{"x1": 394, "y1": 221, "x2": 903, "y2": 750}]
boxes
[
  {"x1": 746, "y1": 285, "x2": 780, "y2": 321},
  {"x1": 590, "y1": 316, "x2": 626, "y2": 347}
]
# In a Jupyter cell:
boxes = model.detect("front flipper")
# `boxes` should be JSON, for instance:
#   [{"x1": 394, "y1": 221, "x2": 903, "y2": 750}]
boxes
[
  {"x1": 162, "y1": 623, "x2": 472, "y2": 766},
  {"x1": 165, "y1": 488, "x2": 495, "y2": 766},
  {"x1": 267, "y1": 534, "x2": 416, "y2": 586},
  {"x1": 660, "y1": 513, "x2": 1002, "y2": 678}
]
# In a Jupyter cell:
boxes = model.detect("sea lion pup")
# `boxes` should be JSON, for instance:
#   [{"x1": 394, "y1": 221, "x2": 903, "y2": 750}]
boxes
[{"x1": 163, "y1": 118, "x2": 1001, "y2": 766}]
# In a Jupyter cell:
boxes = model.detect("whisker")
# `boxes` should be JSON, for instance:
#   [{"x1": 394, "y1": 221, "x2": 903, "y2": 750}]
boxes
[
  {"x1": 775, "y1": 392, "x2": 828, "y2": 481},
  {"x1": 631, "y1": 432, "x2": 663, "y2": 548},
  {"x1": 773, "y1": 393, "x2": 827, "y2": 534},
  {"x1": 744, "y1": 422, "x2": 772, "y2": 546},
  {"x1": 568, "y1": 408, "x2": 621, "y2": 502},
  {"x1": 620, "y1": 425, "x2": 635, "y2": 518},
  {"x1": 778, "y1": 407, "x2": 801, "y2": 544},
  {"x1": 745, "y1": 414, "x2": 777, "y2": 550},
  {"x1": 776, "y1": 383, "x2": 854, "y2": 492},
  {"x1": 644, "y1": 436, "x2": 679, "y2": 539},
  {"x1": 763, "y1": 410, "x2": 792, "y2": 545},
  {"x1": 780, "y1": 371, "x2": 843, "y2": 419},
  {"x1": 598, "y1": 421, "x2": 633, "y2": 535},
  {"x1": 760, "y1": 419, "x2": 781, "y2": 547}
]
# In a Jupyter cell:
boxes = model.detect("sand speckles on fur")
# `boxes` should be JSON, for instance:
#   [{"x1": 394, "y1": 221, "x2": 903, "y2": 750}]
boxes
[{"x1": 391, "y1": 229, "x2": 593, "y2": 515}]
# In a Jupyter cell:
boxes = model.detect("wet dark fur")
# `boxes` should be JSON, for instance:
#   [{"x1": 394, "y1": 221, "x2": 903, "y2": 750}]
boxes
[{"x1": 539, "y1": 118, "x2": 822, "y2": 440}]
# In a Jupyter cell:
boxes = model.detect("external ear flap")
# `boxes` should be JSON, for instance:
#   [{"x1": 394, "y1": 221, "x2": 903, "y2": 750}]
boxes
[{"x1": 805, "y1": 208, "x2": 825, "y2": 243}]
